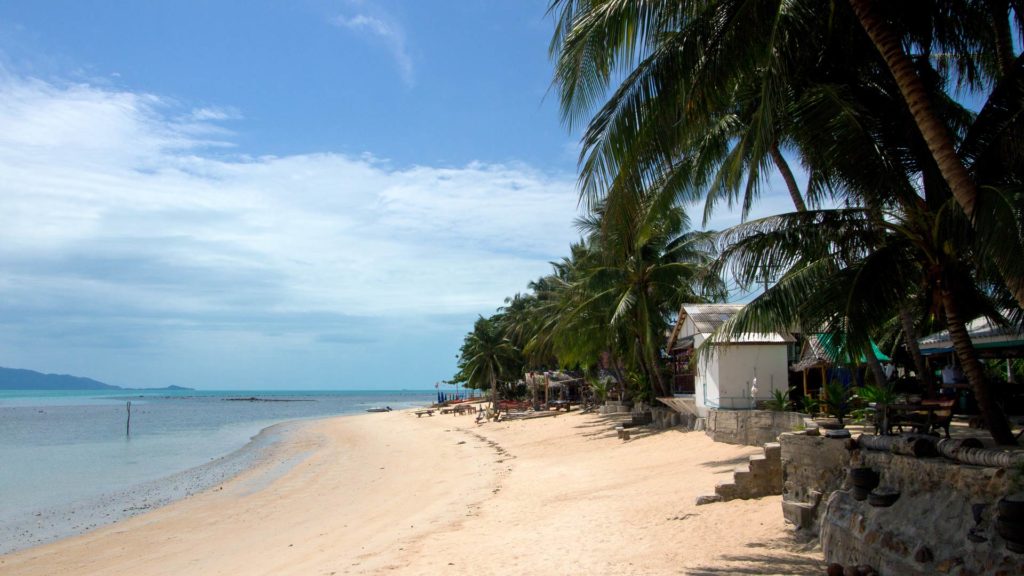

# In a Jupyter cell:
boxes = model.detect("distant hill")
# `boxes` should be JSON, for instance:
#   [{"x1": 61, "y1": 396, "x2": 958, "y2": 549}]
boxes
[{"x1": 0, "y1": 367, "x2": 192, "y2": 391}]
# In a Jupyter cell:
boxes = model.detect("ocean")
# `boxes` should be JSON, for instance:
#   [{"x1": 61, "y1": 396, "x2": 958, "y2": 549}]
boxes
[{"x1": 0, "y1": 388, "x2": 435, "y2": 553}]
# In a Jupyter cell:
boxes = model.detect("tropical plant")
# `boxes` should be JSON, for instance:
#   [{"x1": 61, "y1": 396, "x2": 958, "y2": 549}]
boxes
[
  {"x1": 457, "y1": 316, "x2": 520, "y2": 409},
  {"x1": 823, "y1": 379, "x2": 854, "y2": 426},
  {"x1": 855, "y1": 382, "x2": 898, "y2": 407},
  {"x1": 765, "y1": 387, "x2": 795, "y2": 412},
  {"x1": 546, "y1": 0, "x2": 1022, "y2": 443},
  {"x1": 569, "y1": 195, "x2": 725, "y2": 398},
  {"x1": 588, "y1": 375, "x2": 612, "y2": 404},
  {"x1": 800, "y1": 395, "x2": 820, "y2": 417}
]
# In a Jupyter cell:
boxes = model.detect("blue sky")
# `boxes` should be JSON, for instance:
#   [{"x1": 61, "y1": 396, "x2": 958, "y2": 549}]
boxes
[{"x1": 0, "y1": 1, "x2": 794, "y2": 390}]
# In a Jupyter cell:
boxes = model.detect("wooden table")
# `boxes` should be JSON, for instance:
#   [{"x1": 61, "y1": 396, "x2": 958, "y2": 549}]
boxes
[{"x1": 878, "y1": 403, "x2": 944, "y2": 435}]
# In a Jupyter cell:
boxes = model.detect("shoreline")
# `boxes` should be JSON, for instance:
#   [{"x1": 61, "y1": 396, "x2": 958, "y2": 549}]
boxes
[
  {"x1": 1, "y1": 409, "x2": 823, "y2": 575},
  {"x1": 0, "y1": 417, "x2": 314, "y2": 555}
]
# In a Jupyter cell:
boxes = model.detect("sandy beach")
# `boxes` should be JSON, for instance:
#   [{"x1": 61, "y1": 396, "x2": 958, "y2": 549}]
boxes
[{"x1": 0, "y1": 409, "x2": 823, "y2": 575}]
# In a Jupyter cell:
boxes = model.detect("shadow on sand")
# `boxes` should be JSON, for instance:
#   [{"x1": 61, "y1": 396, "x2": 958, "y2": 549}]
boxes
[{"x1": 686, "y1": 539, "x2": 823, "y2": 576}]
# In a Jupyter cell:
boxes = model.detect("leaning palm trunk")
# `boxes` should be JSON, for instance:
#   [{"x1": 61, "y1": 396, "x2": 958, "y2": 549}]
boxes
[
  {"x1": 848, "y1": 0, "x2": 1024, "y2": 311},
  {"x1": 863, "y1": 344, "x2": 889, "y2": 390},
  {"x1": 646, "y1": 337, "x2": 668, "y2": 398},
  {"x1": 940, "y1": 285, "x2": 1016, "y2": 445},
  {"x1": 900, "y1": 308, "x2": 933, "y2": 397},
  {"x1": 490, "y1": 373, "x2": 498, "y2": 412},
  {"x1": 769, "y1": 142, "x2": 808, "y2": 212}
]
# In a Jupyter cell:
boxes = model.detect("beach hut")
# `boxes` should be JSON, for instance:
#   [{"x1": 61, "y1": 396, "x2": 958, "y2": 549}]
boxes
[
  {"x1": 790, "y1": 333, "x2": 892, "y2": 399},
  {"x1": 917, "y1": 314, "x2": 1024, "y2": 359},
  {"x1": 666, "y1": 304, "x2": 794, "y2": 417},
  {"x1": 917, "y1": 314, "x2": 1024, "y2": 406}
]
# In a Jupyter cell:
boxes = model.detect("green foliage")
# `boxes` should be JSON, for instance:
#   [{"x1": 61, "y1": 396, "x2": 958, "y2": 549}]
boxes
[
  {"x1": 823, "y1": 379, "x2": 853, "y2": 425},
  {"x1": 800, "y1": 395, "x2": 820, "y2": 416},
  {"x1": 764, "y1": 387, "x2": 794, "y2": 412},
  {"x1": 588, "y1": 376, "x2": 611, "y2": 403},
  {"x1": 547, "y1": 0, "x2": 1024, "y2": 446},
  {"x1": 456, "y1": 316, "x2": 520, "y2": 401},
  {"x1": 855, "y1": 382, "x2": 897, "y2": 406}
]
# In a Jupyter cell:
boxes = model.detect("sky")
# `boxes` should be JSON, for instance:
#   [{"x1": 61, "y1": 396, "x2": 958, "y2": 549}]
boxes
[{"x1": 0, "y1": 1, "x2": 798, "y2": 390}]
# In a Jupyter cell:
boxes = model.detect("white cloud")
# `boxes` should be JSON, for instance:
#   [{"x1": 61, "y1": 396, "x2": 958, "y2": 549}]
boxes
[
  {"x1": 0, "y1": 74, "x2": 581, "y2": 335},
  {"x1": 332, "y1": 12, "x2": 414, "y2": 86}
]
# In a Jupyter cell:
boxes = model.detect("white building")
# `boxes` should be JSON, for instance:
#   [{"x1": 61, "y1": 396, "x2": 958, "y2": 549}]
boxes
[{"x1": 666, "y1": 303, "x2": 794, "y2": 417}]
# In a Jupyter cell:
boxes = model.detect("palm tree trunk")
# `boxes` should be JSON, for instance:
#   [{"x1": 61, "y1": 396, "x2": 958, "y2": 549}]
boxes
[
  {"x1": 899, "y1": 308, "x2": 933, "y2": 397},
  {"x1": 991, "y1": 0, "x2": 1015, "y2": 77},
  {"x1": 647, "y1": 338, "x2": 668, "y2": 398},
  {"x1": 490, "y1": 373, "x2": 498, "y2": 412},
  {"x1": 848, "y1": 0, "x2": 1024, "y2": 311},
  {"x1": 940, "y1": 284, "x2": 1016, "y2": 445},
  {"x1": 769, "y1": 142, "x2": 808, "y2": 212},
  {"x1": 863, "y1": 343, "x2": 889, "y2": 390}
]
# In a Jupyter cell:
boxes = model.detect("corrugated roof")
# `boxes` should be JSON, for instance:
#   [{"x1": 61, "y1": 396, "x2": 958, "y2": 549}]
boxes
[
  {"x1": 667, "y1": 303, "x2": 794, "y2": 350},
  {"x1": 790, "y1": 333, "x2": 890, "y2": 371},
  {"x1": 681, "y1": 303, "x2": 745, "y2": 334},
  {"x1": 918, "y1": 315, "x2": 1024, "y2": 354}
]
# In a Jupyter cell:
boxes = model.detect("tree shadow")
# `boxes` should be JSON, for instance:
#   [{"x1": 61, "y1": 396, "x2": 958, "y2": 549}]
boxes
[
  {"x1": 688, "y1": 537, "x2": 823, "y2": 573},
  {"x1": 699, "y1": 454, "x2": 753, "y2": 471},
  {"x1": 684, "y1": 551, "x2": 823, "y2": 576}
]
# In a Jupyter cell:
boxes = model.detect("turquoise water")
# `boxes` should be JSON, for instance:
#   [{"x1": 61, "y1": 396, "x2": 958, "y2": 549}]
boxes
[{"x1": 0, "y1": 389, "x2": 433, "y2": 524}]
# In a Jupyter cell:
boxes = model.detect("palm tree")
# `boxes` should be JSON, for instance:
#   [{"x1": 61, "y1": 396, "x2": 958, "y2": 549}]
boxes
[
  {"x1": 458, "y1": 316, "x2": 519, "y2": 410},
  {"x1": 712, "y1": 200, "x2": 1017, "y2": 443},
  {"x1": 846, "y1": 0, "x2": 1024, "y2": 310},
  {"x1": 569, "y1": 191, "x2": 725, "y2": 398},
  {"x1": 549, "y1": 0, "x2": 1024, "y2": 310}
]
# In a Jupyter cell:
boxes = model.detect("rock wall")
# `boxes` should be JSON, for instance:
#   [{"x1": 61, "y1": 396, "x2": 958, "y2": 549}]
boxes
[
  {"x1": 705, "y1": 409, "x2": 807, "y2": 446},
  {"x1": 779, "y1": 431, "x2": 1024, "y2": 574},
  {"x1": 821, "y1": 449, "x2": 1024, "y2": 575},
  {"x1": 780, "y1": 432, "x2": 853, "y2": 531}
]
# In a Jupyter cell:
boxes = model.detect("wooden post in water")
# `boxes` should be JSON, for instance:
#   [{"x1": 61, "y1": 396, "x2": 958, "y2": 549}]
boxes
[{"x1": 126, "y1": 400, "x2": 131, "y2": 437}]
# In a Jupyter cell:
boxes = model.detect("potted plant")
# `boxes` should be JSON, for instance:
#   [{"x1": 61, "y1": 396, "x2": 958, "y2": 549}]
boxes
[
  {"x1": 822, "y1": 379, "x2": 853, "y2": 428},
  {"x1": 855, "y1": 382, "x2": 897, "y2": 434},
  {"x1": 765, "y1": 387, "x2": 795, "y2": 412}
]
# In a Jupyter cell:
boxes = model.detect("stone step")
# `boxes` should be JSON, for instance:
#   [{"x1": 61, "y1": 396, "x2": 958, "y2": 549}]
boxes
[
  {"x1": 695, "y1": 494, "x2": 722, "y2": 506},
  {"x1": 781, "y1": 499, "x2": 816, "y2": 529},
  {"x1": 763, "y1": 442, "x2": 782, "y2": 459},
  {"x1": 714, "y1": 482, "x2": 738, "y2": 500}
]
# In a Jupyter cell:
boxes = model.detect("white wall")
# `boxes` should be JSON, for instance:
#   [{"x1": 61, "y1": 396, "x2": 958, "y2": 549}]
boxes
[{"x1": 695, "y1": 343, "x2": 789, "y2": 412}]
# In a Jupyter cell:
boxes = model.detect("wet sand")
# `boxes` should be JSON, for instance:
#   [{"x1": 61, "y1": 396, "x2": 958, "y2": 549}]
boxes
[{"x1": 0, "y1": 408, "x2": 823, "y2": 575}]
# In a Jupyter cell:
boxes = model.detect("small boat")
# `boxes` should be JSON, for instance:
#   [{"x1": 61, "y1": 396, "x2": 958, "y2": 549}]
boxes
[{"x1": 366, "y1": 406, "x2": 392, "y2": 413}]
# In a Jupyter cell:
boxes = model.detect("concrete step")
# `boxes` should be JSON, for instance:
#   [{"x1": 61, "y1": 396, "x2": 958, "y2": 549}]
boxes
[
  {"x1": 695, "y1": 494, "x2": 723, "y2": 506},
  {"x1": 714, "y1": 482, "x2": 738, "y2": 500},
  {"x1": 782, "y1": 499, "x2": 816, "y2": 529}
]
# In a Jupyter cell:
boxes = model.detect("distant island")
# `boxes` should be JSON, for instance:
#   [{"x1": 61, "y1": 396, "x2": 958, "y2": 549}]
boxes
[{"x1": 0, "y1": 367, "x2": 192, "y2": 391}]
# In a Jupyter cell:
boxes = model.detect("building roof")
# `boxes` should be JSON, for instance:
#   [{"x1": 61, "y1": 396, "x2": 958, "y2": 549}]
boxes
[
  {"x1": 790, "y1": 333, "x2": 891, "y2": 372},
  {"x1": 681, "y1": 303, "x2": 745, "y2": 335},
  {"x1": 918, "y1": 315, "x2": 1024, "y2": 356},
  {"x1": 667, "y1": 303, "x2": 793, "y2": 350}
]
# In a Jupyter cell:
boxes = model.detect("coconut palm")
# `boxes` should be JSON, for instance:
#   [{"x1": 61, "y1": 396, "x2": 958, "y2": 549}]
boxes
[
  {"x1": 457, "y1": 316, "x2": 520, "y2": 409},
  {"x1": 549, "y1": 0, "x2": 1024, "y2": 310},
  {"x1": 846, "y1": 1, "x2": 1024, "y2": 310},
  {"x1": 567, "y1": 191, "x2": 726, "y2": 398}
]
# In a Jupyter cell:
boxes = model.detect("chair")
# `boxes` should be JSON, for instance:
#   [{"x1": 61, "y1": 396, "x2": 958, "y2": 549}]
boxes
[{"x1": 916, "y1": 398, "x2": 955, "y2": 438}]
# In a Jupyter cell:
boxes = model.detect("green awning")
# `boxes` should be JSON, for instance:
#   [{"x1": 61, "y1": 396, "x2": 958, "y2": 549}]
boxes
[{"x1": 815, "y1": 333, "x2": 891, "y2": 364}]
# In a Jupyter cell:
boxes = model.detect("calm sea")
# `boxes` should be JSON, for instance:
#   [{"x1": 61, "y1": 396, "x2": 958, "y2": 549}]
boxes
[{"x1": 0, "y1": 388, "x2": 433, "y2": 540}]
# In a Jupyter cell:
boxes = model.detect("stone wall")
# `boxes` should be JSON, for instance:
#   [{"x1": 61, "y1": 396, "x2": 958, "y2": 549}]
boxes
[
  {"x1": 780, "y1": 432, "x2": 855, "y2": 530},
  {"x1": 704, "y1": 409, "x2": 807, "y2": 446},
  {"x1": 779, "y1": 432, "x2": 1024, "y2": 574},
  {"x1": 599, "y1": 401, "x2": 631, "y2": 415},
  {"x1": 821, "y1": 448, "x2": 1024, "y2": 575}
]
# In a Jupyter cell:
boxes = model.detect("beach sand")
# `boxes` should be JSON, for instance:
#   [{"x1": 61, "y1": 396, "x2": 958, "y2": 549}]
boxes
[{"x1": 0, "y1": 409, "x2": 823, "y2": 575}]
